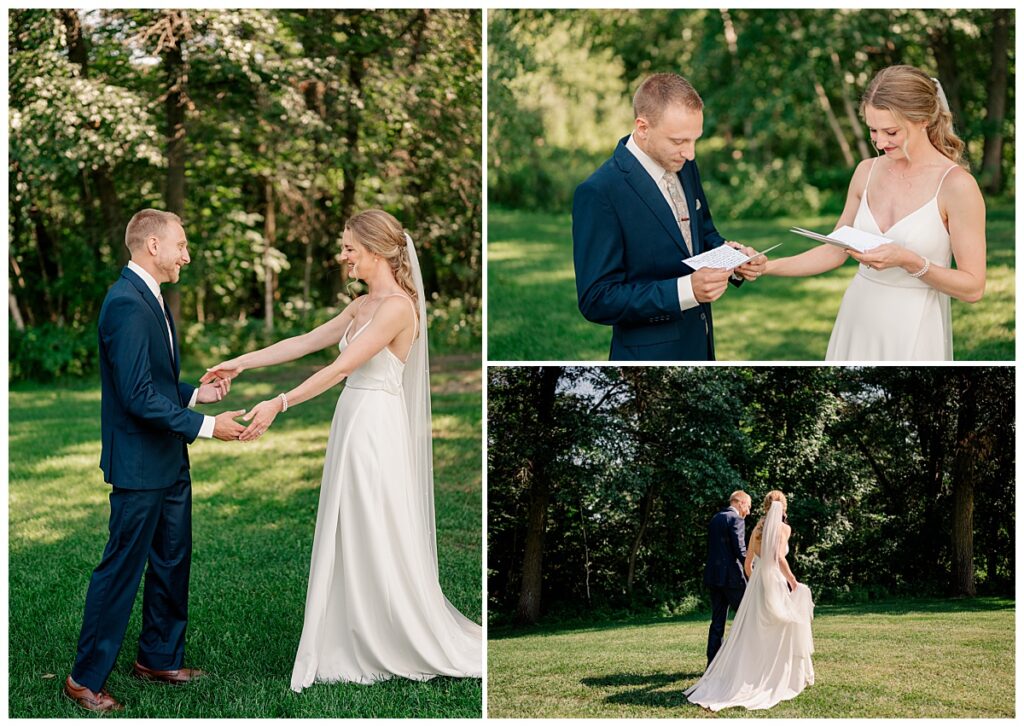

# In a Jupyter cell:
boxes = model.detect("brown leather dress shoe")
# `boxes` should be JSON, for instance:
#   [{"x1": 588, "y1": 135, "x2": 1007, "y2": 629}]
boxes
[
  {"x1": 132, "y1": 661, "x2": 207, "y2": 685},
  {"x1": 63, "y1": 676, "x2": 124, "y2": 713}
]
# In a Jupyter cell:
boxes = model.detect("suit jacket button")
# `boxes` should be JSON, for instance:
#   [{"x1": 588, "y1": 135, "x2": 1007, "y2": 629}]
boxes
[{"x1": 700, "y1": 313, "x2": 706, "y2": 321}]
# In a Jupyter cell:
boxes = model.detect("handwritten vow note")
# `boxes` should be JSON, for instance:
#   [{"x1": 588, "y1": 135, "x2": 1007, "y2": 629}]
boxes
[
  {"x1": 683, "y1": 243, "x2": 781, "y2": 271},
  {"x1": 789, "y1": 225, "x2": 893, "y2": 253}
]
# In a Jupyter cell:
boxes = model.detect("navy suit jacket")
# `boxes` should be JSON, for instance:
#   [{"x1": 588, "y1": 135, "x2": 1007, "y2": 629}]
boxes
[
  {"x1": 703, "y1": 507, "x2": 748, "y2": 589},
  {"x1": 573, "y1": 135, "x2": 736, "y2": 361},
  {"x1": 98, "y1": 267, "x2": 203, "y2": 490}
]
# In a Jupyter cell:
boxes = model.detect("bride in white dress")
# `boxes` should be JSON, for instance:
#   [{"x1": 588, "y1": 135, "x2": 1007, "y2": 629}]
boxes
[
  {"x1": 203, "y1": 210, "x2": 482, "y2": 691},
  {"x1": 685, "y1": 491, "x2": 814, "y2": 711},
  {"x1": 764, "y1": 65, "x2": 986, "y2": 361}
]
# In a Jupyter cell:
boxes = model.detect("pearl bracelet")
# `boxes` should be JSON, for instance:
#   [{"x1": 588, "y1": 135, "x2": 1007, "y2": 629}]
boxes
[
  {"x1": 278, "y1": 392, "x2": 289, "y2": 412},
  {"x1": 909, "y1": 258, "x2": 931, "y2": 278}
]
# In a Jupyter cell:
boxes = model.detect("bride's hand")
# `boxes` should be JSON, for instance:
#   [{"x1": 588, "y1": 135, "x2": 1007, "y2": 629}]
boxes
[
  {"x1": 846, "y1": 243, "x2": 913, "y2": 271},
  {"x1": 787, "y1": 577, "x2": 798, "y2": 591},
  {"x1": 201, "y1": 357, "x2": 246, "y2": 384},
  {"x1": 239, "y1": 398, "x2": 282, "y2": 441}
]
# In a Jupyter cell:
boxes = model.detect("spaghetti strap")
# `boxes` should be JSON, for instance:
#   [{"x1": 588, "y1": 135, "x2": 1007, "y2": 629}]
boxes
[
  {"x1": 863, "y1": 157, "x2": 879, "y2": 205},
  {"x1": 380, "y1": 292, "x2": 419, "y2": 363},
  {"x1": 934, "y1": 165, "x2": 958, "y2": 198}
]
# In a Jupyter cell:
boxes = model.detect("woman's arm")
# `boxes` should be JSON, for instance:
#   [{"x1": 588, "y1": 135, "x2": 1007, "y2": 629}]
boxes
[
  {"x1": 778, "y1": 525, "x2": 798, "y2": 589},
  {"x1": 238, "y1": 297, "x2": 414, "y2": 440},
  {"x1": 744, "y1": 522, "x2": 762, "y2": 578},
  {"x1": 848, "y1": 169, "x2": 986, "y2": 302},
  {"x1": 201, "y1": 298, "x2": 364, "y2": 383},
  {"x1": 765, "y1": 159, "x2": 871, "y2": 277}
]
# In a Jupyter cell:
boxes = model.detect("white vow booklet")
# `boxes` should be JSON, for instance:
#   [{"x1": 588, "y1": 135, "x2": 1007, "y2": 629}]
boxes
[
  {"x1": 683, "y1": 243, "x2": 782, "y2": 271},
  {"x1": 789, "y1": 225, "x2": 893, "y2": 253}
]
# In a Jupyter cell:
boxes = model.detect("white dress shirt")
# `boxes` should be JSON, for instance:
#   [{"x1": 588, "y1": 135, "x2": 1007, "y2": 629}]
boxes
[
  {"x1": 625, "y1": 134, "x2": 699, "y2": 312},
  {"x1": 127, "y1": 261, "x2": 214, "y2": 439}
]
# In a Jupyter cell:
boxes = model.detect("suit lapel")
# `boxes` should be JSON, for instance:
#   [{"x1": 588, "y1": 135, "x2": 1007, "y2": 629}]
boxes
[
  {"x1": 121, "y1": 268, "x2": 176, "y2": 367},
  {"x1": 615, "y1": 141, "x2": 691, "y2": 259}
]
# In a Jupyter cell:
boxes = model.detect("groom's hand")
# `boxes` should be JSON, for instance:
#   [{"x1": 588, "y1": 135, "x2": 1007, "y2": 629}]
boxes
[
  {"x1": 196, "y1": 378, "x2": 230, "y2": 404},
  {"x1": 213, "y1": 409, "x2": 246, "y2": 441},
  {"x1": 692, "y1": 266, "x2": 732, "y2": 303},
  {"x1": 726, "y1": 241, "x2": 767, "y2": 281}
]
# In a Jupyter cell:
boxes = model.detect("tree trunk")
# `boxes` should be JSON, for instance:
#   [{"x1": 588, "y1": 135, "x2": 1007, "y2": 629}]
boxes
[
  {"x1": 813, "y1": 79, "x2": 854, "y2": 167},
  {"x1": 163, "y1": 19, "x2": 187, "y2": 321},
  {"x1": 263, "y1": 178, "x2": 276, "y2": 333},
  {"x1": 980, "y1": 9, "x2": 1009, "y2": 193},
  {"x1": 626, "y1": 483, "x2": 657, "y2": 595},
  {"x1": 335, "y1": 30, "x2": 367, "y2": 302},
  {"x1": 8, "y1": 250, "x2": 32, "y2": 327},
  {"x1": 930, "y1": 20, "x2": 966, "y2": 150},
  {"x1": 61, "y1": 9, "x2": 125, "y2": 267},
  {"x1": 514, "y1": 367, "x2": 561, "y2": 625},
  {"x1": 831, "y1": 51, "x2": 870, "y2": 159},
  {"x1": 950, "y1": 376, "x2": 986, "y2": 596}
]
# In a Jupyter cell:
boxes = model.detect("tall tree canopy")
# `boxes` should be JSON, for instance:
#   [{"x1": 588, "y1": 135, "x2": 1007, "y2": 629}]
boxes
[
  {"x1": 10, "y1": 9, "x2": 481, "y2": 379},
  {"x1": 488, "y1": 367, "x2": 1014, "y2": 625},
  {"x1": 488, "y1": 9, "x2": 1014, "y2": 215}
]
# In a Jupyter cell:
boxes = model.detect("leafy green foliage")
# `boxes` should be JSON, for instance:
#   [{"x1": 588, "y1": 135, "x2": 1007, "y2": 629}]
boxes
[
  {"x1": 487, "y1": 367, "x2": 1014, "y2": 623},
  {"x1": 9, "y1": 9, "x2": 481, "y2": 380},
  {"x1": 489, "y1": 9, "x2": 1015, "y2": 215}
]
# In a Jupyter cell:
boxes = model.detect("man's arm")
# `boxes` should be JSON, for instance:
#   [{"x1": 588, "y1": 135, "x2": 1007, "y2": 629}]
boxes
[
  {"x1": 101, "y1": 297, "x2": 204, "y2": 442},
  {"x1": 573, "y1": 181, "x2": 683, "y2": 327},
  {"x1": 729, "y1": 512, "x2": 747, "y2": 562}
]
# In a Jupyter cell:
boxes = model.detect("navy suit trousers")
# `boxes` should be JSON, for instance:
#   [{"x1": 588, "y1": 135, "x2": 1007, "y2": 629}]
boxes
[
  {"x1": 71, "y1": 465, "x2": 192, "y2": 692},
  {"x1": 707, "y1": 583, "x2": 745, "y2": 665}
]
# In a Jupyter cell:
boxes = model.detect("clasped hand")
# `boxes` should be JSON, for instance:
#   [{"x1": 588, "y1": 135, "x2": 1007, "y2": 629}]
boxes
[{"x1": 202, "y1": 362, "x2": 282, "y2": 442}]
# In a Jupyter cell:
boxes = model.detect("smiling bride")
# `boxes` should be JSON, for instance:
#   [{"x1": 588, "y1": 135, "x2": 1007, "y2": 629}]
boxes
[{"x1": 764, "y1": 65, "x2": 986, "y2": 361}]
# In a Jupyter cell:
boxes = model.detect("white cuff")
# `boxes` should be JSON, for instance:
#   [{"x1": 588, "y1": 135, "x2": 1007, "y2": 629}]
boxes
[
  {"x1": 189, "y1": 388, "x2": 199, "y2": 408},
  {"x1": 197, "y1": 415, "x2": 216, "y2": 439},
  {"x1": 677, "y1": 275, "x2": 699, "y2": 311}
]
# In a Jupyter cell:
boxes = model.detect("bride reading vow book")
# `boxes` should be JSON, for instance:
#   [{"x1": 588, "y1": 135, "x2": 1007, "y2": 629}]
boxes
[
  {"x1": 764, "y1": 65, "x2": 986, "y2": 361},
  {"x1": 203, "y1": 210, "x2": 482, "y2": 691}
]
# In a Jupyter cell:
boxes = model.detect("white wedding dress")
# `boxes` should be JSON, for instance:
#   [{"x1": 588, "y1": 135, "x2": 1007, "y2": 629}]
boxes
[
  {"x1": 826, "y1": 159, "x2": 957, "y2": 361},
  {"x1": 290, "y1": 238, "x2": 482, "y2": 692},
  {"x1": 685, "y1": 502, "x2": 814, "y2": 711}
]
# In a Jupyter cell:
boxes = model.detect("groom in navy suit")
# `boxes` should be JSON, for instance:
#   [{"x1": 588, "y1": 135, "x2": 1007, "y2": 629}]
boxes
[
  {"x1": 573, "y1": 73, "x2": 767, "y2": 361},
  {"x1": 703, "y1": 491, "x2": 752, "y2": 665},
  {"x1": 64, "y1": 210, "x2": 245, "y2": 712}
]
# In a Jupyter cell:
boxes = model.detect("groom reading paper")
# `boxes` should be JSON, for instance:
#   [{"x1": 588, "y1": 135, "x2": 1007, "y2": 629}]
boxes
[{"x1": 573, "y1": 73, "x2": 768, "y2": 361}]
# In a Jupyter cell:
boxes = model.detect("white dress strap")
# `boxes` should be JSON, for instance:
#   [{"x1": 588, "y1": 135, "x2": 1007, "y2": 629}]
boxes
[
  {"x1": 934, "y1": 165, "x2": 958, "y2": 198},
  {"x1": 380, "y1": 292, "x2": 419, "y2": 362},
  {"x1": 863, "y1": 157, "x2": 879, "y2": 205}
]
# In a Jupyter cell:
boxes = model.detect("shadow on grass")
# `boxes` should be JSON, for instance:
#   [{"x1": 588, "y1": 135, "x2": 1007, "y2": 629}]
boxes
[
  {"x1": 580, "y1": 671, "x2": 705, "y2": 710},
  {"x1": 9, "y1": 357, "x2": 483, "y2": 718},
  {"x1": 489, "y1": 596, "x2": 1014, "y2": 642}
]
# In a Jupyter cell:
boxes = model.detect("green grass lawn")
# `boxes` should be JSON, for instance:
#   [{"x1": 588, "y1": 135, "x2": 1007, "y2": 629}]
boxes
[
  {"x1": 9, "y1": 354, "x2": 483, "y2": 718},
  {"x1": 487, "y1": 205, "x2": 1015, "y2": 361},
  {"x1": 487, "y1": 597, "x2": 1014, "y2": 718}
]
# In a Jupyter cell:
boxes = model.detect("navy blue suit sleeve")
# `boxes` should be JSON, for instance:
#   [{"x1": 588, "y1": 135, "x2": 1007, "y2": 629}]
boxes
[
  {"x1": 573, "y1": 181, "x2": 683, "y2": 326},
  {"x1": 729, "y1": 513, "x2": 747, "y2": 561},
  {"x1": 101, "y1": 297, "x2": 204, "y2": 442},
  {"x1": 179, "y1": 381, "x2": 196, "y2": 406}
]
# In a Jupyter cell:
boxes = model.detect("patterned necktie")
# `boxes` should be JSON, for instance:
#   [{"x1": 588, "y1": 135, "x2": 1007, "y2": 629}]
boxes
[
  {"x1": 157, "y1": 293, "x2": 175, "y2": 362},
  {"x1": 663, "y1": 171, "x2": 693, "y2": 255}
]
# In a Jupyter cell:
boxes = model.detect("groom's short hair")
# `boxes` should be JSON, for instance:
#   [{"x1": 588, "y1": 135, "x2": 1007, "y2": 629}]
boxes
[
  {"x1": 125, "y1": 209, "x2": 182, "y2": 252},
  {"x1": 633, "y1": 73, "x2": 703, "y2": 124},
  {"x1": 729, "y1": 490, "x2": 750, "y2": 505}
]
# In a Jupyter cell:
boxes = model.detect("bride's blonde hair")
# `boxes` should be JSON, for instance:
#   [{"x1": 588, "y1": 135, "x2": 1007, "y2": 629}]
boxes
[
  {"x1": 861, "y1": 65, "x2": 967, "y2": 169},
  {"x1": 344, "y1": 209, "x2": 419, "y2": 308},
  {"x1": 762, "y1": 490, "x2": 787, "y2": 515}
]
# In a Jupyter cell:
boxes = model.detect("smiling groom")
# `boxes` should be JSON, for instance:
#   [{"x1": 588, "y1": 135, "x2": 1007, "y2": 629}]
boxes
[{"x1": 573, "y1": 73, "x2": 765, "y2": 361}]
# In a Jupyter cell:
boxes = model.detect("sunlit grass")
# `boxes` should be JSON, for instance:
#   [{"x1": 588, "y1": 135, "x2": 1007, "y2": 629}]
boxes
[
  {"x1": 487, "y1": 598, "x2": 1014, "y2": 718},
  {"x1": 487, "y1": 206, "x2": 1015, "y2": 361},
  {"x1": 9, "y1": 356, "x2": 482, "y2": 718}
]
